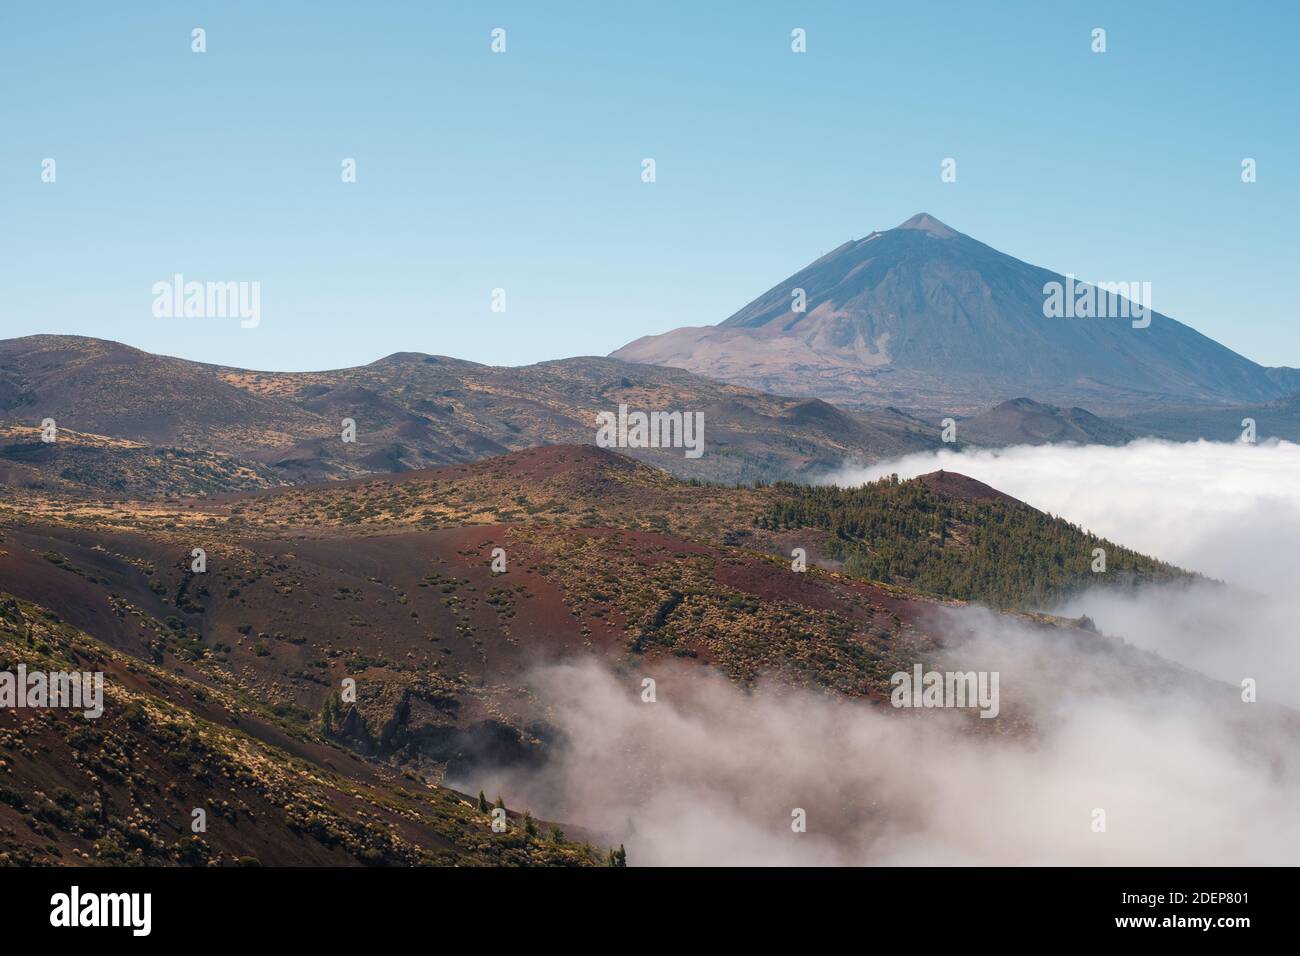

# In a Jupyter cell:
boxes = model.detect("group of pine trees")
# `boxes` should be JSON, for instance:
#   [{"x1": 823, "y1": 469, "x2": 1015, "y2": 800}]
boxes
[
  {"x1": 476, "y1": 790, "x2": 625, "y2": 866},
  {"x1": 757, "y1": 475, "x2": 1187, "y2": 608}
]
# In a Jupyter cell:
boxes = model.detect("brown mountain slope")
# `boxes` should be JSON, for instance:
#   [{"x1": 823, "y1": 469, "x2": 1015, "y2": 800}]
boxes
[
  {"x1": 916, "y1": 470, "x2": 1019, "y2": 505},
  {"x1": 1114, "y1": 390, "x2": 1300, "y2": 443},
  {"x1": 957, "y1": 398, "x2": 1134, "y2": 447},
  {"x1": 0, "y1": 444, "x2": 1227, "y2": 865},
  {"x1": 0, "y1": 335, "x2": 939, "y2": 494},
  {"x1": 0, "y1": 593, "x2": 600, "y2": 866}
]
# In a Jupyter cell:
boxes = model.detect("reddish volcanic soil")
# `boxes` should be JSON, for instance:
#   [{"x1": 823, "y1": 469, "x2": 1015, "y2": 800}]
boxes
[{"x1": 916, "y1": 469, "x2": 1021, "y2": 506}]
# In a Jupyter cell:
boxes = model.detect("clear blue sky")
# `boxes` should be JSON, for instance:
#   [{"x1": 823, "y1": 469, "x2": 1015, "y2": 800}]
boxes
[{"x1": 2, "y1": 0, "x2": 1296, "y2": 371}]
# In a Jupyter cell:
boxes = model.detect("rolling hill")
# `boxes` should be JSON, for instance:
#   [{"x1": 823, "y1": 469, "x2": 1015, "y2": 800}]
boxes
[
  {"x1": 0, "y1": 335, "x2": 940, "y2": 494},
  {"x1": 957, "y1": 397, "x2": 1135, "y2": 447}
]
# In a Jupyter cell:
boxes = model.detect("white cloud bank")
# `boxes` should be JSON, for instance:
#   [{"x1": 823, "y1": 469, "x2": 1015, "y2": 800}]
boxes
[
  {"x1": 462, "y1": 440, "x2": 1300, "y2": 865},
  {"x1": 828, "y1": 439, "x2": 1300, "y2": 702},
  {"x1": 826, "y1": 438, "x2": 1300, "y2": 592},
  {"x1": 469, "y1": 647, "x2": 1300, "y2": 866}
]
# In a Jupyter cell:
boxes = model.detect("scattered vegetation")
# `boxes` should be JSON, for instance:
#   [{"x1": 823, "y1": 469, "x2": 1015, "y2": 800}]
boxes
[{"x1": 757, "y1": 473, "x2": 1191, "y2": 607}]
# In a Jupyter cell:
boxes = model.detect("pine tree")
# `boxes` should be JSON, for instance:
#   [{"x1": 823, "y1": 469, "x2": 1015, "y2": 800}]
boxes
[{"x1": 320, "y1": 692, "x2": 339, "y2": 733}]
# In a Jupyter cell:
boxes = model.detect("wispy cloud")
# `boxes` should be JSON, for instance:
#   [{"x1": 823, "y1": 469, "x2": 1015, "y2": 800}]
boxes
[{"x1": 466, "y1": 641, "x2": 1297, "y2": 865}]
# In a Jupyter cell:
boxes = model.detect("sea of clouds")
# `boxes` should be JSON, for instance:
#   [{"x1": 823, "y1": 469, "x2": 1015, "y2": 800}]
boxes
[
  {"x1": 463, "y1": 439, "x2": 1300, "y2": 865},
  {"x1": 827, "y1": 438, "x2": 1300, "y2": 703}
]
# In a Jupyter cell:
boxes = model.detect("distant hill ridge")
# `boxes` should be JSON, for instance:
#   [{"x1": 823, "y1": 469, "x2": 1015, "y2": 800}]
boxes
[{"x1": 0, "y1": 334, "x2": 941, "y2": 493}]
